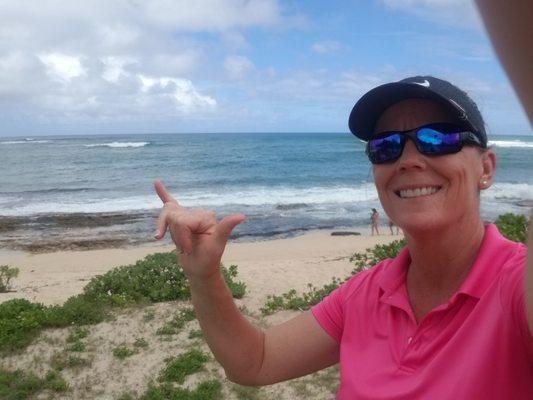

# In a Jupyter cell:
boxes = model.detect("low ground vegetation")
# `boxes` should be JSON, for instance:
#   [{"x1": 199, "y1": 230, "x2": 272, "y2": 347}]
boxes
[
  {"x1": 0, "y1": 265, "x2": 19, "y2": 293},
  {"x1": 0, "y1": 368, "x2": 68, "y2": 400},
  {"x1": 494, "y1": 213, "x2": 528, "y2": 243},
  {"x1": 0, "y1": 252, "x2": 244, "y2": 354}
]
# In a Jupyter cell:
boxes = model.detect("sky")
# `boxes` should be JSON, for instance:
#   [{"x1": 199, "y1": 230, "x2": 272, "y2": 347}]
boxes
[{"x1": 0, "y1": 0, "x2": 530, "y2": 137}]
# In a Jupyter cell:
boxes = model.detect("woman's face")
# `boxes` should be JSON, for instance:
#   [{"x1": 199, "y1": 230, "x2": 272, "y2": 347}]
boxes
[{"x1": 371, "y1": 98, "x2": 496, "y2": 233}]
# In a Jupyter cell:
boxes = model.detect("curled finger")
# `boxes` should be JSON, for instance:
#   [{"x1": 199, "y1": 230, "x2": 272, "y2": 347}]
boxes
[
  {"x1": 154, "y1": 207, "x2": 169, "y2": 240},
  {"x1": 169, "y1": 221, "x2": 193, "y2": 255}
]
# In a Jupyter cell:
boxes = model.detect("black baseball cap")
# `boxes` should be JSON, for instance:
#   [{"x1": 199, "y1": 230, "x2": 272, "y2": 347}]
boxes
[{"x1": 348, "y1": 76, "x2": 487, "y2": 147}]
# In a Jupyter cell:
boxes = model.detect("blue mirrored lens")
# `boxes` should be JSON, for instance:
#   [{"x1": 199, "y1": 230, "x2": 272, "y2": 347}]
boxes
[
  {"x1": 417, "y1": 128, "x2": 461, "y2": 154},
  {"x1": 368, "y1": 134, "x2": 403, "y2": 162}
]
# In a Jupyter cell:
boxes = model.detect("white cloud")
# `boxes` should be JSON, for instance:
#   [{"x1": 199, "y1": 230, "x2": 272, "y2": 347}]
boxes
[
  {"x1": 101, "y1": 56, "x2": 136, "y2": 83},
  {"x1": 139, "y1": 75, "x2": 216, "y2": 111},
  {"x1": 381, "y1": 0, "x2": 482, "y2": 28},
  {"x1": 38, "y1": 53, "x2": 86, "y2": 83},
  {"x1": 139, "y1": 0, "x2": 283, "y2": 31},
  {"x1": 311, "y1": 41, "x2": 342, "y2": 54},
  {"x1": 224, "y1": 55, "x2": 255, "y2": 79},
  {"x1": 96, "y1": 24, "x2": 140, "y2": 49},
  {"x1": 0, "y1": 0, "x2": 293, "y2": 132}
]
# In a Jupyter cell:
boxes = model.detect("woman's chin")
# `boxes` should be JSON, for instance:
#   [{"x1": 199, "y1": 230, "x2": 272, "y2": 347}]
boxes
[{"x1": 396, "y1": 215, "x2": 448, "y2": 235}]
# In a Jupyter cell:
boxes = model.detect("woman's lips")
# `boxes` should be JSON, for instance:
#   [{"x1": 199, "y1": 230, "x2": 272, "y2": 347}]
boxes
[{"x1": 395, "y1": 186, "x2": 441, "y2": 198}]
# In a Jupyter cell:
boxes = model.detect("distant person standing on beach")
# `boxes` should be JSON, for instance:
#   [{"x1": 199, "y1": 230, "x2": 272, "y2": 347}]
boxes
[
  {"x1": 370, "y1": 208, "x2": 379, "y2": 236},
  {"x1": 388, "y1": 219, "x2": 400, "y2": 235}
]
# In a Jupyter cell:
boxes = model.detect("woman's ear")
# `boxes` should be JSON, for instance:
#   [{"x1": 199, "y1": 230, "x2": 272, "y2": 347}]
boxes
[{"x1": 479, "y1": 149, "x2": 496, "y2": 190}]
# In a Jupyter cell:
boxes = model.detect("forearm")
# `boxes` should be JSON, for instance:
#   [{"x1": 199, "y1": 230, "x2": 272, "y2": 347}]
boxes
[
  {"x1": 188, "y1": 272, "x2": 265, "y2": 384},
  {"x1": 475, "y1": 0, "x2": 533, "y2": 125}
]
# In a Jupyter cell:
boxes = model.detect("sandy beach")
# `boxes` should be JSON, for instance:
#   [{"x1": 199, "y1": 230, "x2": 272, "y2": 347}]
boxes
[
  {"x1": 0, "y1": 228, "x2": 402, "y2": 399},
  {"x1": 0, "y1": 227, "x2": 399, "y2": 307}
]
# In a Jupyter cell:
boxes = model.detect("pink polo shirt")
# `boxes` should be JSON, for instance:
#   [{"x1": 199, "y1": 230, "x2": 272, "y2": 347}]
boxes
[{"x1": 312, "y1": 224, "x2": 533, "y2": 399}]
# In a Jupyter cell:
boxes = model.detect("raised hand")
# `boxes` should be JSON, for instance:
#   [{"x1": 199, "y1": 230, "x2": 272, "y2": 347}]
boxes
[{"x1": 154, "y1": 180, "x2": 245, "y2": 280}]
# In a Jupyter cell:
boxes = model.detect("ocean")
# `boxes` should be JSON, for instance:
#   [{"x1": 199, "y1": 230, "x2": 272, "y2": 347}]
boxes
[{"x1": 1, "y1": 132, "x2": 532, "y2": 252}]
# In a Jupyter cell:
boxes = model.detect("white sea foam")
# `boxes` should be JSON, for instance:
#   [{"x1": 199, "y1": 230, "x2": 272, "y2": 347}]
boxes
[
  {"x1": 2, "y1": 182, "x2": 531, "y2": 217},
  {"x1": 1, "y1": 139, "x2": 50, "y2": 145},
  {"x1": 0, "y1": 184, "x2": 379, "y2": 216},
  {"x1": 481, "y1": 182, "x2": 533, "y2": 200},
  {"x1": 84, "y1": 141, "x2": 149, "y2": 148},
  {"x1": 489, "y1": 140, "x2": 533, "y2": 148}
]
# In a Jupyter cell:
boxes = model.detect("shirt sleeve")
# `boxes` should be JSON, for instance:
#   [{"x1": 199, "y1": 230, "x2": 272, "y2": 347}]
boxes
[
  {"x1": 311, "y1": 283, "x2": 345, "y2": 342},
  {"x1": 311, "y1": 269, "x2": 373, "y2": 343}
]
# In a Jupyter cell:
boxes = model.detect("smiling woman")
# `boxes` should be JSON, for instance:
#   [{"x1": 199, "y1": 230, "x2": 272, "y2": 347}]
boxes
[
  {"x1": 371, "y1": 97, "x2": 495, "y2": 236},
  {"x1": 154, "y1": 75, "x2": 532, "y2": 399}
]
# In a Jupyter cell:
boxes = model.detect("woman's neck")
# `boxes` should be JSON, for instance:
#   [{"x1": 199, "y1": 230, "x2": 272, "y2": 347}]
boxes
[{"x1": 404, "y1": 218, "x2": 486, "y2": 321}]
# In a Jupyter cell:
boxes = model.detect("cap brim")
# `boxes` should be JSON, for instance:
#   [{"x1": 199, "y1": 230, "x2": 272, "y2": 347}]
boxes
[{"x1": 348, "y1": 82, "x2": 466, "y2": 140}]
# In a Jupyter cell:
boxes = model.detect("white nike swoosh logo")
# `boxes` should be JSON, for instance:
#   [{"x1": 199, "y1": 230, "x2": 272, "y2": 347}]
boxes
[{"x1": 413, "y1": 79, "x2": 430, "y2": 87}]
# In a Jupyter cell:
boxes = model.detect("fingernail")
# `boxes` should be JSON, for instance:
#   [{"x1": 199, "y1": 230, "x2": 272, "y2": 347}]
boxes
[{"x1": 154, "y1": 230, "x2": 160, "y2": 238}]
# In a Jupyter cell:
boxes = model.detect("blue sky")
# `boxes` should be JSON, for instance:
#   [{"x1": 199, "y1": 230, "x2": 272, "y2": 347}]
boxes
[{"x1": 0, "y1": 0, "x2": 530, "y2": 137}]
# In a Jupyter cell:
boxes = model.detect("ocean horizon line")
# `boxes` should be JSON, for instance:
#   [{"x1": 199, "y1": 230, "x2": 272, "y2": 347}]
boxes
[{"x1": 1, "y1": 130, "x2": 532, "y2": 140}]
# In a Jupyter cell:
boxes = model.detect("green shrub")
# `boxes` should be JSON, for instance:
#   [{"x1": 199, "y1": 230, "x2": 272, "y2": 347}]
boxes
[
  {"x1": 83, "y1": 252, "x2": 190, "y2": 304},
  {"x1": 159, "y1": 349, "x2": 209, "y2": 384},
  {"x1": 0, "y1": 295, "x2": 104, "y2": 354},
  {"x1": 66, "y1": 340, "x2": 86, "y2": 352},
  {"x1": 113, "y1": 345, "x2": 136, "y2": 360},
  {"x1": 0, "y1": 368, "x2": 68, "y2": 399},
  {"x1": 192, "y1": 380, "x2": 223, "y2": 400},
  {"x1": 66, "y1": 327, "x2": 89, "y2": 343},
  {"x1": 134, "y1": 337, "x2": 149, "y2": 349},
  {"x1": 83, "y1": 253, "x2": 246, "y2": 304},
  {"x1": 349, "y1": 239, "x2": 406, "y2": 274},
  {"x1": 142, "y1": 380, "x2": 221, "y2": 400},
  {"x1": 51, "y1": 353, "x2": 90, "y2": 371},
  {"x1": 0, "y1": 252, "x2": 246, "y2": 354},
  {"x1": 495, "y1": 213, "x2": 528, "y2": 243},
  {"x1": 0, "y1": 299, "x2": 44, "y2": 352},
  {"x1": 39, "y1": 294, "x2": 107, "y2": 327},
  {"x1": 0, "y1": 265, "x2": 19, "y2": 293},
  {"x1": 261, "y1": 278, "x2": 343, "y2": 315},
  {"x1": 221, "y1": 264, "x2": 247, "y2": 298},
  {"x1": 44, "y1": 370, "x2": 68, "y2": 392},
  {"x1": 156, "y1": 308, "x2": 196, "y2": 336},
  {"x1": 143, "y1": 309, "x2": 156, "y2": 322},
  {"x1": 118, "y1": 392, "x2": 136, "y2": 400},
  {"x1": 0, "y1": 369, "x2": 42, "y2": 400},
  {"x1": 188, "y1": 329, "x2": 203, "y2": 339}
]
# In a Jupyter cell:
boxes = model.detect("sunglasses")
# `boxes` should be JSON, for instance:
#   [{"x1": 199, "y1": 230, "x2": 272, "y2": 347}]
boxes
[{"x1": 366, "y1": 123, "x2": 484, "y2": 164}]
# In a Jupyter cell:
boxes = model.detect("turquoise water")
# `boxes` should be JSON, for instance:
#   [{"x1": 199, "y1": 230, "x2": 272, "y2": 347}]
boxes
[{"x1": 1, "y1": 132, "x2": 532, "y2": 248}]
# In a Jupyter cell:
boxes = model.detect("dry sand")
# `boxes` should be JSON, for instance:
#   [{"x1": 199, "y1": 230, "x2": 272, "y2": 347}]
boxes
[{"x1": 0, "y1": 228, "x2": 402, "y2": 399}]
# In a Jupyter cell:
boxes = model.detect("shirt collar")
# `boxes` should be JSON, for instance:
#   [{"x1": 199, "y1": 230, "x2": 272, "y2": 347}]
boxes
[
  {"x1": 455, "y1": 223, "x2": 522, "y2": 299},
  {"x1": 377, "y1": 224, "x2": 521, "y2": 301}
]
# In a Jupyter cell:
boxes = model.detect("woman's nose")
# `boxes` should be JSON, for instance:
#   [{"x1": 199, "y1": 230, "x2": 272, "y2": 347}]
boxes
[{"x1": 396, "y1": 139, "x2": 426, "y2": 171}]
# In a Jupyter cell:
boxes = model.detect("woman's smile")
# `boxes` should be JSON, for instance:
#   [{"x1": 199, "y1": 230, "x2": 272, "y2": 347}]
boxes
[{"x1": 395, "y1": 185, "x2": 442, "y2": 199}]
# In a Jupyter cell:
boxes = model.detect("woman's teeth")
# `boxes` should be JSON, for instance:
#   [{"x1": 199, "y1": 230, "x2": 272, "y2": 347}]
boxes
[{"x1": 399, "y1": 186, "x2": 439, "y2": 198}]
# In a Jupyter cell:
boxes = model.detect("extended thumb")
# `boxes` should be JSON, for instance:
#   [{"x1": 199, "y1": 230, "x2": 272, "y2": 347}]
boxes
[{"x1": 216, "y1": 214, "x2": 246, "y2": 243}]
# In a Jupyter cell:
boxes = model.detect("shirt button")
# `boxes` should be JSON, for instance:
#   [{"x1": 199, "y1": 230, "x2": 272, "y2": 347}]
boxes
[{"x1": 407, "y1": 336, "x2": 413, "y2": 344}]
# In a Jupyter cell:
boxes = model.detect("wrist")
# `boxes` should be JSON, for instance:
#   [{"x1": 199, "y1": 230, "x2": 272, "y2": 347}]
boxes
[{"x1": 187, "y1": 269, "x2": 227, "y2": 294}]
